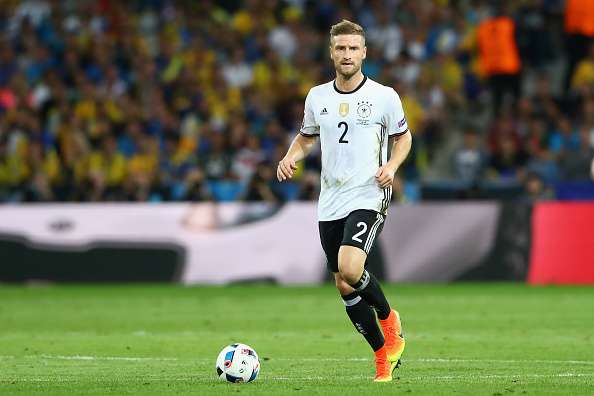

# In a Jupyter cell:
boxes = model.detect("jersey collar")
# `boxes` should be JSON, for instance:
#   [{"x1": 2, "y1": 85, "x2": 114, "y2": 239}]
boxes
[{"x1": 333, "y1": 75, "x2": 367, "y2": 94}]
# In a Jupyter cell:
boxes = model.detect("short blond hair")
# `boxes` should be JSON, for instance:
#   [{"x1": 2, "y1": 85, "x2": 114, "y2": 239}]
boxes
[{"x1": 330, "y1": 19, "x2": 365, "y2": 44}]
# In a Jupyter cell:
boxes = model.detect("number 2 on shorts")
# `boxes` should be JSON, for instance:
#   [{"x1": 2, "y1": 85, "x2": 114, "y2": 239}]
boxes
[{"x1": 352, "y1": 222, "x2": 367, "y2": 243}]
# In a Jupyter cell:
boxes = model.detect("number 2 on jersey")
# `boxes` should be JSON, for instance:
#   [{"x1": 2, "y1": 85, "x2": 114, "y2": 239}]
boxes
[
  {"x1": 352, "y1": 222, "x2": 367, "y2": 243},
  {"x1": 338, "y1": 121, "x2": 348, "y2": 143}
]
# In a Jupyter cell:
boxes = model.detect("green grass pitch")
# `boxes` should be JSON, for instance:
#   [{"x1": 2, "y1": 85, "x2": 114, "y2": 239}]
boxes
[{"x1": 0, "y1": 283, "x2": 593, "y2": 395}]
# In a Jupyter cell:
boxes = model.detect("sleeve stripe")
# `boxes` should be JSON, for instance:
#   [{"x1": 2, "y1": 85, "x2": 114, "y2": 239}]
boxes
[
  {"x1": 300, "y1": 131, "x2": 320, "y2": 137},
  {"x1": 388, "y1": 129, "x2": 409, "y2": 137}
]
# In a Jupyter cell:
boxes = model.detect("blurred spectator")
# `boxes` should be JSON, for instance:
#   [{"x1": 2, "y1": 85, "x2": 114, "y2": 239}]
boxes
[
  {"x1": 232, "y1": 134, "x2": 266, "y2": 184},
  {"x1": 515, "y1": 0, "x2": 555, "y2": 70},
  {"x1": 521, "y1": 172, "x2": 555, "y2": 202},
  {"x1": 477, "y1": 5, "x2": 522, "y2": 116},
  {"x1": 488, "y1": 133, "x2": 527, "y2": 181},
  {"x1": 182, "y1": 169, "x2": 212, "y2": 202},
  {"x1": 200, "y1": 133, "x2": 234, "y2": 181},
  {"x1": 367, "y1": 9, "x2": 402, "y2": 62},
  {"x1": 564, "y1": 0, "x2": 594, "y2": 93},
  {"x1": 524, "y1": 117, "x2": 559, "y2": 185},
  {"x1": 530, "y1": 74, "x2": 560, "y2": 123},
  {"x1": 560, "y1": 126, "x2": 594, "y2": 180},
  {"x1": 268, "y1": 8, "x2": 299, "y2": 60},
  {"x1": 242, "y1": 163, "x2": 282, "y2": 203},
  {"x1": 570, "y1": 42, "x2": 594, "y2": 94},
  {"x1": 24, "y1": 170, "x2": 54, "y2": 202},
  {"x1": 222, "y1": 48, "x2": 253, "y2": 88},
  {"x1": 549, "y1": 116, "x2": 579, "y2": 156},
  {"x1": 451, "y1": 128, "x2": 486, "y2": 184}
]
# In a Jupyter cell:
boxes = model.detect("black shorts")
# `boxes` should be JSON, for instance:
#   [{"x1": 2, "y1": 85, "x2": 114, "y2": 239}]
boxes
[{"x1": 319, "y1": 209, "x2": 386, "y2": 273}]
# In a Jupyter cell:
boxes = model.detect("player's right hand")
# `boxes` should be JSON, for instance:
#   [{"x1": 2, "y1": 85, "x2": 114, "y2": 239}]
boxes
[{"x1": 277, "y1": 157, "x2": 298, "y2": 181}]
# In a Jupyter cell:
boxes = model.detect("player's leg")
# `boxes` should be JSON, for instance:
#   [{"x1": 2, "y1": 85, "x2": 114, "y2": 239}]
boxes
[
  {"x1": 338, "y1": 210, "x2": 405, "y2": 373},
  {"x1": 320, "y1": 217, "x2": 383, "y2": 347},
  {"x1": 334, "y1": 272, "x2": 384, "y2": 352},
  {"x1": 335, "y1": 269, "x2": 391, "y2": 382},
  {"x1": 338, "y1": 211, "x2": 391, "y2": 320},
  {"x1": 319, "y1": 218, "x2": 388, "y2": 382}
]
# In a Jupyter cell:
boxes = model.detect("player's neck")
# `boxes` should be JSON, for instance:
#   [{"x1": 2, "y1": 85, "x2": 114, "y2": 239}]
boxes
[{"x1": 335, "y1": 72, "x2": 365, "y2": 93}]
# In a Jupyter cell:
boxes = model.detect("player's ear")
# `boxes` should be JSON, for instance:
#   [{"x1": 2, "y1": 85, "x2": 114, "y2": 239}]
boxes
[
  {"x1": 329, "y1": 46, "x2": 334, "y2": 60},
  {"x1": 362, "y1": 45, "x2": 367, "y2": 60}
]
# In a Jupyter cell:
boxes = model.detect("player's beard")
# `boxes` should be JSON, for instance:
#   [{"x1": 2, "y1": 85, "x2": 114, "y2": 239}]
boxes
[{"x1": 336, "y1": 62, "x2": 361, "y2": 80}]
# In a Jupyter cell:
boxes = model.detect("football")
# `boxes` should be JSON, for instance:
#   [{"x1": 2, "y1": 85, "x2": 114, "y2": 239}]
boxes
[{"x1": 215, "y1": 343, "x2": 260, "y2": 383}]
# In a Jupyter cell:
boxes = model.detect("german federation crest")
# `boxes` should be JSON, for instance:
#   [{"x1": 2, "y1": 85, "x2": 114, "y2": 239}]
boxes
[{"x1": 357, "y1": 101, "x2": 372, "y2": 118}]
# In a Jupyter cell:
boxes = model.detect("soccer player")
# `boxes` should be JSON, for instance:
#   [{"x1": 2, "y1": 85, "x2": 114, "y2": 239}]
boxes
[{"x1": 277, "y1": 20, "x2": 412, "y2": 382}]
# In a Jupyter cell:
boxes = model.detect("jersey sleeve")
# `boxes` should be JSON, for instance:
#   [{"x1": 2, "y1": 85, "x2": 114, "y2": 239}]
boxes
[
  {"x1": 385, "y1": 88, "x2": 408, "y2": 136},
  {"x1": 299, "y1": 90, "x2": 320, "y2": 137}
]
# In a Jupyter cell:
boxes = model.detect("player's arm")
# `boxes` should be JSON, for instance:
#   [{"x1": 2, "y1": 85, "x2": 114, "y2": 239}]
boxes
[
  {"x1": 376, "y1": 88, "x2": 412, "y2": 188},
  {"x1": 376, "y1": 131, "x2": 412, "y2": 188},
  {"x1": 277, "y1": 133, "x2": 318, "y2": 182},
  {"x1": 278, "y1": 89, "x2": 319, "y2": 182}
]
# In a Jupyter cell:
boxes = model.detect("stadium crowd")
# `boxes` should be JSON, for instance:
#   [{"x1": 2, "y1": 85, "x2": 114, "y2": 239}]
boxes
[{"x1": 0, "y1": 0, "x2": 593, "y2": 203}]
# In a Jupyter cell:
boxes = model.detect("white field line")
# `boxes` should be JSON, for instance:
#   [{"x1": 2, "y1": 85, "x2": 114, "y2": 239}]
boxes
[
  {"x1": 414, "y1": 358, "x2": 594, "y2": 366},
  {"x1": 261, "y1": 373, "x2": 594, "y2": 381},
  {"x1": 408, "y1": 373, "x2": 594, "y2": 380},
  {"x1": 0, "y1": 355, "x2": 593, "y2": 366},
  {"x1": 1, "y1": 373, "x2": 593, "y2": 383},
  {"x1": 39, "y1": 355, "x2": 179, "y2": 361}
]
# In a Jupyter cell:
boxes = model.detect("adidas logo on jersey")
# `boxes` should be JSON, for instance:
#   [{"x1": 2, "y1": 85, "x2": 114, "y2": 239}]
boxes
[{"x1": 320, "y1": 108, "x2": 328, "y2": 115}]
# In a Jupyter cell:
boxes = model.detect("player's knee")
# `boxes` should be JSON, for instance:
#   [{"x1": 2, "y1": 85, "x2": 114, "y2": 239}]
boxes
[
  {"x1": 338, "y1": 261, "x2": 363, "y2": 285},
  {"x1": 338, "y1": 246, "x2": 366, "y2": 285},
  {"x1": 334, "y1": 276, "x2": 353, "y2": 295}
]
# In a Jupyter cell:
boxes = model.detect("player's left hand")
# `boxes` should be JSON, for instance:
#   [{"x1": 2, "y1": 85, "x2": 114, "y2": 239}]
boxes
[{"x1": 375, "y1": 165, "x2": 396, "y2": 189}]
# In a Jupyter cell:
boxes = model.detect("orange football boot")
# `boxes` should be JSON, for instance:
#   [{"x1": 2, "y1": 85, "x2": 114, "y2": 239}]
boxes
[
  {"x1": 379, "y1": 309, "x2": 405, "y2": 371},
  {"x1": 373, "y1": 346, "x2": 392, "y2": 382}
]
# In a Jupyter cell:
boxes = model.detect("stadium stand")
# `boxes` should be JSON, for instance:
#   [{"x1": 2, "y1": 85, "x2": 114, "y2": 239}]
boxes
[{"x1": 0, "y1": 0, "x2": 592, "y2": 203}]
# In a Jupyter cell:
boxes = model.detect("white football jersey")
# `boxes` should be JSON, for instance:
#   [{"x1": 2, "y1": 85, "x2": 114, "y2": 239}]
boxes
[{"x1": 300, "y1": 76, "x2": 409, "y2": 221}]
